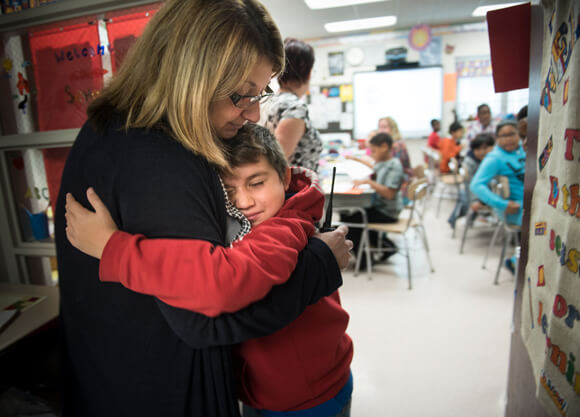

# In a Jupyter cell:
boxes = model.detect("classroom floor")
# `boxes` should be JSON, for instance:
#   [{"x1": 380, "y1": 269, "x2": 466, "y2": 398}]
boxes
[{"x1": 340, "y1": 139, "x2": 516, "y2": 416}]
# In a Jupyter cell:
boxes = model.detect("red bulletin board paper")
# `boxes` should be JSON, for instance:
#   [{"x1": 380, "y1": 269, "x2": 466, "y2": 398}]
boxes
[
  {"x1": 443, "y1": 72, "x2": 457, "y2": 102},
  {"x1": 487, "y1": 2, "x2": 531, "y2": 92},
  {"x1": 29, "y1": 23, "x2": 104, "y2": 131},
  {"x1": 42, "y1": 147, "x2": 71, "y2": 213},
  {"x1": 107, "y1": 11, "x2": 156, "y2": 73}
]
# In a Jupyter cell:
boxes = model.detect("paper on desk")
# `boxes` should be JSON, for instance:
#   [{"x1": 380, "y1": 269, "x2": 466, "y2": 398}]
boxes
[
  {"x1": 0, "y1": 294, "x2": 46, "y2": 312},
  {"x1": 0, "y1": 310, "x2": 19, "y2": 333}
]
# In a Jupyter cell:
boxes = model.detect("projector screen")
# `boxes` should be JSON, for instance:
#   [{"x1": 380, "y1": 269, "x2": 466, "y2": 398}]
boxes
[{"x1": 353, "y1": 66, "x2": 443, "y2": 140}]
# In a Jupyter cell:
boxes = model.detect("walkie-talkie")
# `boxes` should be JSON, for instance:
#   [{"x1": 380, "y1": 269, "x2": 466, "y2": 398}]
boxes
[{"x1": 321, "y1": 166, "x2": 336, "y2": 232}]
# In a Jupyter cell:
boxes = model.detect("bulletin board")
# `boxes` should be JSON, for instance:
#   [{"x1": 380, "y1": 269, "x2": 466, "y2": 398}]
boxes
[
  {"x1": 352, "y1": 66, "x2": 442, "y2": 139},
  {"x1": 307, "y1": 84, "x2": 354, "y2": 144},
  {"x1": 520, "y1": 2, "x2": 580, "y2": 416}
]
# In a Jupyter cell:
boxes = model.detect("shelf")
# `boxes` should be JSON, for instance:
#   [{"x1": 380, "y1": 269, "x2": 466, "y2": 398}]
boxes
[
  {"x1": 0, "y1": 129, "x2": 78, "y2": 149},
  {"x1": 0, "y1": 0, "x2": 158, "y2": 33}
]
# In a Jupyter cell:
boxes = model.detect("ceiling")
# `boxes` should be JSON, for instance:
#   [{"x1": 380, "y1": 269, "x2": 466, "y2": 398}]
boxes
[{"x1": 259, "y1": 0, "x2": 525, "y2": 40}]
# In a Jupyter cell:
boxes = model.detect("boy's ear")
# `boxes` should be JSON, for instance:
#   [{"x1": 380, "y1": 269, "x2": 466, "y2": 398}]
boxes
[{"x1": 283, "y1": 167, "x2": 292, "y2": 190}]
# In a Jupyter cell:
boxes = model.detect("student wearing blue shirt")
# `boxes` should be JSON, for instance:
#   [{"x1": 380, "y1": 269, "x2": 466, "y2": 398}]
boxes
[{"x1": 470, "y1": 120, "x2": 526, "y2": 273}]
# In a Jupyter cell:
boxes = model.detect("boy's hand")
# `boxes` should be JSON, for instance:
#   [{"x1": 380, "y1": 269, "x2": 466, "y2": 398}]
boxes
[
  {"x1": 65, "y1": 188, "x2": 118, "y2": 259},
  {"x1": 352, "y1": 179, "x2": 368, "y2": 188},
  {"x1": 505, "y1": 201, "x2": 520, "y2": 215},
  {"x1": 314, "y1": 225, "x2": 353, "y2": 270}
]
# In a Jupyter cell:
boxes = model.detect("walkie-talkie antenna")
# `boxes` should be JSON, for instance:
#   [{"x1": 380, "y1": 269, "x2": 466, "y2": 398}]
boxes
[{"x1": 322, "y1": 166, "x2": 336, "y2": 232}]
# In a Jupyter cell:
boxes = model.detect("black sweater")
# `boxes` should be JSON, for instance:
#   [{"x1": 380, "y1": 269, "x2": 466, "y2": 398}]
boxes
[{"x1": 55, "y1": 121, "x2": 342, "y2": 417}]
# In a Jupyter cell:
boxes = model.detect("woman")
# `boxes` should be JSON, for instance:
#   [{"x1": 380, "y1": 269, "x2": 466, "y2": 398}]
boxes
[
  {"x1": 55, "y1": 1, "x2": 350, "y2": 416},
  {"x1": 261, "y1": 38, "x2": 323, "y2": 172},
  {"x1": 378, "y1": 116, "x2": 413, "y2": 201}
]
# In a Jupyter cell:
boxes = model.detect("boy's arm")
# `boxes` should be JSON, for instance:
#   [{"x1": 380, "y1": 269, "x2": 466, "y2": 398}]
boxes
[
  {"x1": 67, "y1": 170, "x2": 326, "y2": 317},
  {"x1": 367, "y1": 161, "x2": 403, "y2": 200},
  {"x1": 469, "y1": 157, "x2": 509, "y2": 212},
  {"x1": 156, "y1": 238, "x2": 343, "y2": 349},
  {"x1": 344, "y1": 154, "x2": 374, "y2": 169}
]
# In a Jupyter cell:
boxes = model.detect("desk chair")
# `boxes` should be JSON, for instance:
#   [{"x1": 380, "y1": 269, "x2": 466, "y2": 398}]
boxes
[
  {"x1": 347, "y1": 178, "x2": 434, "y2": 290},
  {"x1": 478, "y1": 176, "x2": 520, "y2": 285},
  {"x1": 436, "y1": 157, "x2": 463, "y2": 217},
  {"x1": 421, "y1": 146, "x2": 440, "y2": 200}
]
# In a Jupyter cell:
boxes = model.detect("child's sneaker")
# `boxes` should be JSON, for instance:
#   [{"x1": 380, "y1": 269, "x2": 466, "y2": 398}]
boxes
[{"x1": 504, "y1": 258, "x2": 515, "y2": 275}]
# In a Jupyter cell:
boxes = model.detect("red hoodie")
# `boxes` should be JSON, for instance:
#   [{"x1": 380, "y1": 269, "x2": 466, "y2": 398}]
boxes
[{"x1": 99, "y1": 167, "x2": 353, "y2": 411}]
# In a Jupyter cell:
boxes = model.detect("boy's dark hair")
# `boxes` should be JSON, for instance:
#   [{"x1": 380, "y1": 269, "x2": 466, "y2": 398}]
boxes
[
  {"x1": 223, "y1": 124, "x2": 288, "y2": 181},
  {"x1": 477, "y1": 103, "x2": 490, "y2": 115},
  {"x1": 516, "y1": 105, "x2": 528, "y2": 121},
  {"x1": 495, "y1": 119, "x2": 518, "y2": 136},
  {"x1": 449, "y1": 121, "x2": 463, "y2": 134},
  {"x1": 278, "y1": 38, "x2": 315, "y2": 85},
  {"x1": 430, "y1": 119, "x2": 439, "y2": 127},
  {"x1": 470, "y1": 133, "x2": 495, "y2": 150},
  {"x1": 369, "y1": 132, "x2": 393, "y2": 149}
]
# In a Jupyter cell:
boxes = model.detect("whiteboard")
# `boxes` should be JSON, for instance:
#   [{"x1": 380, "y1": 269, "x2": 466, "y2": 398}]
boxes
[{"x1": 353, "y1": 66, "x2": 443, "y2": 139}]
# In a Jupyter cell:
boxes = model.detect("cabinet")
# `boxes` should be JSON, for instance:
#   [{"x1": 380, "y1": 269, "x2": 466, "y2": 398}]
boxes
[{"x1": 0, "y1": 0, "x2": 159, "y2": 284}]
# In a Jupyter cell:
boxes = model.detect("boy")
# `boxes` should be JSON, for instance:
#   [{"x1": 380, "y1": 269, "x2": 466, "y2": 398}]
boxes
[
  {"x1": 340, "y1": 132, "x2": 403, "y2": 265},
  {"x1": 427, "y1": 118, "x2": 441, "y2": 150},
  {"x1": 447, "y1": 133, "x2": 495, "y2": 228},
  {"x1": 438, "y1": 121, "x2": 464, "y2": 173},
  {"x1": 470, "y1": 120, "x2": 525, "y2": 274},
  {"x1": 65, "y1": 124, "x2": 353, "y2": 416}
]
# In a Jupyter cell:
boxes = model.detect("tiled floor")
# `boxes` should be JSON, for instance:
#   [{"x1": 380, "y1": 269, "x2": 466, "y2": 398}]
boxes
[{"x1": 340, "y1": 141, "x2": 516, "y2": 416}]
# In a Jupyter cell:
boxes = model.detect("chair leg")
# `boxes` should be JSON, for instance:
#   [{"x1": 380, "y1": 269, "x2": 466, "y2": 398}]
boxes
[
  {"x1": 404, "y1": 235, "x2": 412, "y2": 290},
  {"x1": 482, "y1": 222, "x2": 502, "y2": 269},
  {"x1": 354, "y1": 229, "x2": 365, "y2": 277},
  {"x1": 416, "y1": 226, "x2": 435, "y2": 273},
  {"x1": 459, "y1": 210, "x2": 473, "y2": 254},
  {"x1": 494, "y1": 227, "x2": 508, "y2": 285},
  {"x1": 436, "y1": 185, "x2": 444, "y2": 217}
]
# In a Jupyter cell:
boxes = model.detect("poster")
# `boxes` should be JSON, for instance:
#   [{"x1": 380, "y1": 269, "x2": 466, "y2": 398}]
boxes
[
  {"x1": 29, "y1": 21, "x2": 103, "y2": 131},
  {"x1": 106, "y1": 9, "x2": 156, "y2": 73},
  {"x1": 521, "y1": 1, "x2": 580, "y2": 416}
]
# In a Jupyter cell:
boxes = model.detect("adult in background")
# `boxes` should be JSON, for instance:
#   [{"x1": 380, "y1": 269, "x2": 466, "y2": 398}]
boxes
[
  {"x1": 55, "y1": 1, "x2": 350, "y2": 416},
  {"x1": 261, "y1": 38, "x2": 323, "y2": 172},
  {"x1": 466, "y1": 103, "x2": 497, "y2": 142},
  {"x1": 378, "y1": 116, "x2": 413, "y2": 202}
]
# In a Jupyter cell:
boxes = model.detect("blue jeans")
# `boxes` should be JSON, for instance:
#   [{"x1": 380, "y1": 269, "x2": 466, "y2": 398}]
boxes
[{"x1": 242, "y1": 401, "x2": 351, "y2": 417}]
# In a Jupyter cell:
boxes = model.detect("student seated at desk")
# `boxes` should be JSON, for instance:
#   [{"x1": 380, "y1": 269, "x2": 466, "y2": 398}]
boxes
[
  {"x1": 470, "y1": 120, "x2": 525, "y2": 274},
  {"x1": 439, "y1": 121, "x2": 465, "y2": 173},
  {"x1": 342, "y1": 132, "x2": 403, "y2": 267},
  {"x1": 65, "y1": 124, "x2": 354, "y2": 417}
]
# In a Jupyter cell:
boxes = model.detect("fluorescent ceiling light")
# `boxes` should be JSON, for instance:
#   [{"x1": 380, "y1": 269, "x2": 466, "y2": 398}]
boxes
[
  {"x1": 472, "y1": 2, "x2": 525, "y2": 17},
  {"x1": 305, "y1": 0, "x2": 388, "y2": 10},
  {"x1": 325, "y1": 16, "x2": 397, "y2": 33}
]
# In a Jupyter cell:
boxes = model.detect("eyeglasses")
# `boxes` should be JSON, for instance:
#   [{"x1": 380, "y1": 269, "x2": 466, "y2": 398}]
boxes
[
  {"x1": 229, "y1": 85, "x2": 274, "y2": 109},
  {"x1": 497, "y1": 131, "x2": 518, "y2": 138}
]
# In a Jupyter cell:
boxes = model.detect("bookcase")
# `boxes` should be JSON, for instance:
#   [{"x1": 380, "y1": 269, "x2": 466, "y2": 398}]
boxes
[{"x1": 0, "y1": 0, "x2": 159, "y2": 285}]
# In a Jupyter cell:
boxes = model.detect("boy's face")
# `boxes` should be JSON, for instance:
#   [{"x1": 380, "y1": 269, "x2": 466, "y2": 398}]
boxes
[
  {"x1": 473, "y1": 146, "x2": 487, "y2": 161},
  {"x1": 222, "y1": 156, "x2": 291, "y2": 227},
  {"x1": 369, "y1": 143, "x2": 391, "y2": 162},
  {"x1": 432, "y1": 121, "x2": 440, "y2": 132},
  {"x1": 496, "y1": 125, "x2": 520, "y2": 152},
  {"x1": 451, "y1": 128, "x2": 464, "y2": 141}
]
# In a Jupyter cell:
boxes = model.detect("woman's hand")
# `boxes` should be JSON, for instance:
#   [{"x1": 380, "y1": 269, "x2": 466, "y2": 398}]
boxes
[
  {"x1": 314, "y1": 225, "x2": 353, "y2": 270},
  {"x1": 65, "y1": 187, "x2": 118, "y2": 259}
]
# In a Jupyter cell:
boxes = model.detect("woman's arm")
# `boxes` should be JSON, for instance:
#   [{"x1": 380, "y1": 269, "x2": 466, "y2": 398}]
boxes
[
  {"x1": 275, "y1": 118, "x2": 306, "y2": 159},
  {"x1": 156, "y1": 237, "x2": 343, "y2": 349}
]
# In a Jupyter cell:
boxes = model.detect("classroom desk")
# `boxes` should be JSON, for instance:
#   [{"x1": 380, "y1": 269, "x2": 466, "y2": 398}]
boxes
[
  {"x1": 0, "y1": 284, "x2": 59, "y2": 353},
  {"x1": 321, "y1": 156, "x2": 374, "y2": 209}
]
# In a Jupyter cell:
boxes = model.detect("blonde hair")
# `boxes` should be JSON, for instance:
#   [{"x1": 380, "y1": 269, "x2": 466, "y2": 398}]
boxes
[
  {"x1": 88, "y1": 0, "x2": 284, "y2": 168},
  {"x1": 379, "y1": 116, "x2": 401, "y2": 141}
]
